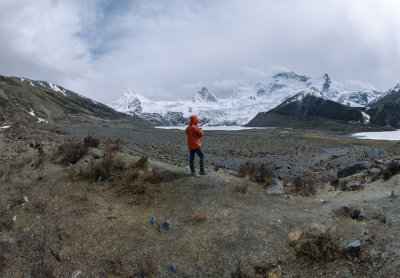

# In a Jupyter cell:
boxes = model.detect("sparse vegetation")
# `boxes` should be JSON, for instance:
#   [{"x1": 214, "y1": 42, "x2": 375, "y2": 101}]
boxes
[
  {"x1": 88, "y1": 154, "x2": 114, "y2": 182},
  {"x1": 294, "y1": 228, "x2": 341, "y2": 262},
  {"x1": 233, "y1": 183, "x2": 248, "y2": 194},
  {"x1": 55, "y1": 142, "x2": 88, "y2": 165},
  {"x1": 384, "y1": 160, "x2": 400, "y2": 180},
  {"x1": 135, "y1": 155, "x2": 149, "y2": 169},
  {"x1": 237, "y1": 161, "x2": 274, "y2": 186},
  {"x1": 189, "y1": 209, "x2": 207, "y2": 223},
  {"x1": 84, "y1": 134, "x2": 100, "y2": 148},
  {"x1": 230, "y1": 260, "x2": 249, "y2": 278},
  {"x1": 293, "y1": 175, "x2": 317, "y2": 196}
]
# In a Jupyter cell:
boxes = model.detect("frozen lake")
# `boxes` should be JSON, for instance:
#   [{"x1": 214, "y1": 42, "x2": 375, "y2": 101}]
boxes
[
  {"x1": 155, "y1": 126, "x2": 272, "y2": 131},
  {"x1": 353, "y1": 130, "x2": 400, "y2": 141}
]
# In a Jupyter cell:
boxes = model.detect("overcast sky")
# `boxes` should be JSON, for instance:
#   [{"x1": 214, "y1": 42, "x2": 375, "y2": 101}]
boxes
[{"x1": 0, "y1": 0, "x2": 399, "y2": 102}]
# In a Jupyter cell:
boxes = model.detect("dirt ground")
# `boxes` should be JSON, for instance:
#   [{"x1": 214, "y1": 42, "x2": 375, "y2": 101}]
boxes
[{"x1": 0, "y1": 123, "x2": 399, "y2": 277}]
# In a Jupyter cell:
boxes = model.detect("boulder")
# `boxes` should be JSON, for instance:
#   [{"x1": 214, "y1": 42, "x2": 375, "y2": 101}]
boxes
[
  {"x1": 267, "y1": 179, "x2": 284, "y2": 196},
  {"x1": 87, "y1": 148, "x2": 105, "y2": 159},
  {"x1": 343, "y1": 181, "x2": 363, "y2": 191},
  {"x1": 337, "y1": 161, "x2": 374, "y2": 178},
  {"x1": 345, "y1": 240, "x2": 361, "y2": 254}
]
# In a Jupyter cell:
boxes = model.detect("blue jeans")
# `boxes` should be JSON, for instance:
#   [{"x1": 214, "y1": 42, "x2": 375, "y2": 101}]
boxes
[{"x1": 189, "y1": 147, "x2": 205, "y2": 173}]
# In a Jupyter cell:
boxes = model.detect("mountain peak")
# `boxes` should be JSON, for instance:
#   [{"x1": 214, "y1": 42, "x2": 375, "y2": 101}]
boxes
[
  {"x1": 272, "y1": 71, "x2": 310, "y2": 83},
  {"x1": 110, "y1": 88, "x2": 142, "y2": 113},
  {"x1": 192, "y1": 87, "x2": 218, "y2": 102},
  {"x1": 322, "y1": 73, "x2": 331, "y2": 91}
]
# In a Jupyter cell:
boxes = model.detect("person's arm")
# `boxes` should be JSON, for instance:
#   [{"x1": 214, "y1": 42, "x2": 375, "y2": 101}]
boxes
[{"x1": 196, "y1": 126, "x2": 203, "y2": 138}]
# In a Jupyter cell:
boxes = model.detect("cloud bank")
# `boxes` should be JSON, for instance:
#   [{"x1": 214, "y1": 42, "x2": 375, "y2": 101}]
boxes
[{"x1": 0, "y1": 0, "x2": 399, "y2": 101}]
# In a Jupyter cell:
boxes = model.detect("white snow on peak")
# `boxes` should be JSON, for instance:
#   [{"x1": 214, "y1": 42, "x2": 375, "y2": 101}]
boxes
[
  {"x1": 49, "y1": 82, "x2": 67, "y2": 96},
  {"x1": 192, "y1": 87, "x2": 218, "y2": 103},
  {"x1": 110, "y1": 71, "x2": 384, "y2": 126}
]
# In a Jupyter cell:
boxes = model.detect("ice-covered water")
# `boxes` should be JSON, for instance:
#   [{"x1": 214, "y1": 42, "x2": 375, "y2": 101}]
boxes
[
  {"x1": 156, "y1": 126, "x2": 271, "y2": 131},
  {"x1": 353, "y1": 130, "x2": 400, "y2": 141}
]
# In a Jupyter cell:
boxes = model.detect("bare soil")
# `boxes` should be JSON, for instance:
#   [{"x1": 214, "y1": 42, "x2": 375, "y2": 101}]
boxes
[{"x1": 0, "y1": 123, "x2": 399, "y2": 277}]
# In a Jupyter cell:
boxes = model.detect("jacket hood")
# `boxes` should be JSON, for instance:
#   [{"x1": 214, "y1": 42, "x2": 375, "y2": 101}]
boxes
[{"x1": 190, "y1": 115, "x2": 199, "y2": 125}]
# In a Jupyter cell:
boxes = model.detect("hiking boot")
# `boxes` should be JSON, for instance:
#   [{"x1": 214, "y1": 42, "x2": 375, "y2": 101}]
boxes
[{"x1": 199, "y1": 170, "x2": 207, "y2": 175}]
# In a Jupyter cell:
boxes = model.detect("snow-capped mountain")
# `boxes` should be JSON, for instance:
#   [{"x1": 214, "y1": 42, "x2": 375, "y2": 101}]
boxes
[{"x1": 109, "y1": 70, "x2": 383, "y2": 126}]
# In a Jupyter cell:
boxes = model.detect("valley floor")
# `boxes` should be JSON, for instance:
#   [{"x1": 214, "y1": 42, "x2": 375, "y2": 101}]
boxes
[{"x1": 0, "y1": 123, "x2": 399, "y2": 277}]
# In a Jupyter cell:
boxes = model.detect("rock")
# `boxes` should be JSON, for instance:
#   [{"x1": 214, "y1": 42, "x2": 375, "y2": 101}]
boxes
[
  {"x1": 358, "y1": 208, "x2": 366, "y2": 219},
  {"x1": 361, "y1": 229, "x2": 368, "y2": 236},
  {"x1": 343, "y1": 181, "x2": 363, "y2": 191},
  {"x1": 168, "y1": 263, "x2": 177, "y2": 273},
  {"x1": 149, "y1": 216, "x2": 156, "y2": 225},
  {"x1": 337, "y1": 161, "x2": 373, "y2": 178},
  {"x1": 71, "y1": 270, "x2": 82, "y2": 278},
  {"x1": 345, "y1": 240, "x2": 361, "y2": 254},
  {"x1": 320, "y1": 199, "x2": 328, "y2": 204},
  {"x1": 384, "y1": 160, "x2": 393, "y2": 167},
  {"x1": 343, "y1": 205, "x2": 351, "y2": 212},
  {"x1": 0, "y1": 231, "x2": 14, "y2": 244},
  {"x1": 108, "y1": 205, "x2": 113, "y2": 211},
  {"x1": 54, "y1": 158, "x2": 62, "y2": 165},
  {"x1": 157, "y1": 220, "x2": 172, "y2": 232},
  {"x1": 87, "y1": 148, "x2": 105, "y2": 159},
  {"x1": 267, "y1": 179, "x2": 284, "y2": 196}
]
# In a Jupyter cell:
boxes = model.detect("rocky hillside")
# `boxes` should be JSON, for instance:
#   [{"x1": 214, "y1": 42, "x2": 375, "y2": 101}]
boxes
[
  {"x1": 245, "y1": 88, "x2": 378, "y2": 131},
  {"x1": 0, "y1": 75, "x2": 146, "y2": 126},
  {"x1": 366, "y1": 84, "x2": 400, "y2": 128}
]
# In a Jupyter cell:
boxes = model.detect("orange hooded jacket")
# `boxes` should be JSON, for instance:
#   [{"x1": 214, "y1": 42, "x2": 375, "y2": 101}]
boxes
[{"x1": 185, "y1": 115, "x2": 203, "y2": 150}]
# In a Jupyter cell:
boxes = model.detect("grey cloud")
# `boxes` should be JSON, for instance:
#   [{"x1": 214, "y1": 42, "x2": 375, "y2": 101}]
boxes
[{"x1": 0, "y1": 0, "x2": 399, "y2": 102}]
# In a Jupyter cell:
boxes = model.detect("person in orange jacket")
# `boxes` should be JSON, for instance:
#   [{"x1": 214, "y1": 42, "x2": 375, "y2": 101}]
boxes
[{"x1": 186, "y1": 115, "x2": 206, "y2": 175}]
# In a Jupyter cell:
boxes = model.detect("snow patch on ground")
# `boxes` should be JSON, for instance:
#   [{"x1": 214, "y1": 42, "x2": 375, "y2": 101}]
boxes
[
  {"x1": 0, "y1": 125, "x2": 10, "y2": 129},
  {"x1": 27, "y1": 108, "x2": 48, "y2": 123},
  {"x1": 361, "y1": 112, "x2": 370, "y2": 124},
  {"x1": 353, "y1": 130, "x2": 400, "y2": 141}
]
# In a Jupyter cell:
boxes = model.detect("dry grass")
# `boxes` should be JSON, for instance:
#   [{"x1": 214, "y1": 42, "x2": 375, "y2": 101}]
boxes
[
  {"x1": 55, "y1": 142, "x2": 88, "y2": 165},
  {"x1": 293, "y1": 228, "x2": 341, "y2": 262},
  {"x1": 189, "y1": 209, "x2": 207, "y2": 223},
  {"x1": 135, "y1": 155, "x2": 149, "y2": 169},
  {"x1": 88, "y1": 155, "x2": 114, "y2": 182},
  {"x1": 238, "y1": 161, "x2": 274, "y2": 187},
  {"x1": 233, "y1": 183, "x2": 249, "y2": 194},
  {"x1": 83, "y1": 134, "x2": 100, "y2": 148},
  {"x1": 230, "y1": 260, "x2": 249, "y2": 278},
  {"x1": 384, "y1": 160, "x2": 400, "y2": 180},
  {"x1": 293, "y1": 175, "x2": 317, "y2": 196}
]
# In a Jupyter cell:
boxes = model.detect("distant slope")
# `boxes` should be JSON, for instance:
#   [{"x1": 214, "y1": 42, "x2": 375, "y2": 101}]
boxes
[
  {"x1": 366, "y1": 84, "x2": 400, "y2": 128},
  {"x1": 0, "y1": 75, "x2": 147, "y2": 126},
  {"x1": 245, "y1": 88, "x2": 373, "y2": 130}
]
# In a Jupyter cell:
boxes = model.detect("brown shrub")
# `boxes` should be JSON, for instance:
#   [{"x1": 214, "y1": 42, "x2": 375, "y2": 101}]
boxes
[
  {"x1": 136, "y1": 258, "x2": 158, "y2": 276},
  {"x1": 384, "y1": 160, "x2": 400, "y2": 180},
  {"x1": 231, "y1": 260, "x2": 249, "y2": 278},
  {"x1": 135, "y1": 155, "x2": 149, "y2": 169},
  {"x1": 55, "y1": 142, "x2": 88, "y2": 165},
  {"x1": 238, "y1": 161, "x2": 274, "y2": 186},
  {"x1": 293, "y1": 175, "x2": 317, "y2": 196},
  {"x1": 144, "y1": 169, "x2": 161, "y2": 184},
  {"x1": 35, "y1": 146, "x2": 46, "y2": 168},
  {"x1": 189, "y1": 209, "x2": 207, "y2": 223},
  {"x1": 89, "y1": 155, "x2": 114, "y2": 182},
  {"x1": 330, "y1": 178, "x2": 340, "y2": 190},
  {"x1": 106, "y1": 138, "x2": 124, "y2": 153},
  {"x1": 84, "y1": 134, "x2": 100, "y2": 148},
  {"x1": 114, "y1": 158, "x2": 126, "y2": 170},
  {"x1": 294, "y1": 228, "x2": 341, "y2": 262},
  {"x1": 233, "y1": 183, "x2": 248, "y2": 194}
]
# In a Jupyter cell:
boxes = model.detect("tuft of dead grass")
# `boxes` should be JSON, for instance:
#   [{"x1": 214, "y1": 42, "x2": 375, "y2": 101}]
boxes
[
  {"x1": 233, "y1": 183, "x2": 248, "y2": 194},
  {"x1": 189, "y1": 209, "x2": 207, "y2": 223},
  {"x1": 293, "y1": 175, "x2": 317, "y2": 196},
  {"x1": 238, "y1": 161, "x2": 274, "y2": 187},
  {"x1": 55, "y1": 142, "x2": 88, "y2": 165},
  {"x1": 83, "y1": 134, "x2": 100, "y2": 148},
  {"x1": 135, "y1": 155, "x2": 148, "y2": 169}
]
